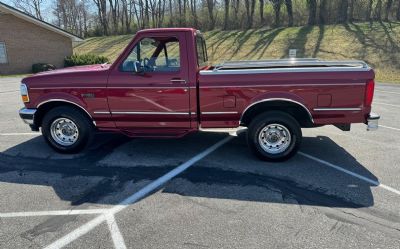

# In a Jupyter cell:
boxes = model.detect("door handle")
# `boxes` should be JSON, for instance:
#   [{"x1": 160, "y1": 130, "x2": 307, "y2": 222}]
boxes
[{"x1": 170, "y1": 79, "x2": 187, "y2": 84}]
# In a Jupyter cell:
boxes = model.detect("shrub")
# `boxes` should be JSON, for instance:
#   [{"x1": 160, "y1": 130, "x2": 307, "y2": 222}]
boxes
[
  {"x1": 64, "y1": 53, "x2": 109, "y2": 67},
  {"x1": 32, "y1": 63, "x2": 56, "y2": 73}
]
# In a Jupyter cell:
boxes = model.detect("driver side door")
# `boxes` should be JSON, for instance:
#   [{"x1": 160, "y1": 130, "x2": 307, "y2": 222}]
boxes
[{"x1": 107, "y1": 32, "x2": 191, "y2": 131}]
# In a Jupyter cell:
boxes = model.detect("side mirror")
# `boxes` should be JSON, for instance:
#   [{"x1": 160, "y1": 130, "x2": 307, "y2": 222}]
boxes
[{"x1": 133, "y1": 60, "x2": 144, "y2": 74}]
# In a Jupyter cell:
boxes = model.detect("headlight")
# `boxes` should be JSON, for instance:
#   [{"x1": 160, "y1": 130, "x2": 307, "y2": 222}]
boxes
[{"x1": 20, "y1": 83, "x2": 29, "y2": 103}]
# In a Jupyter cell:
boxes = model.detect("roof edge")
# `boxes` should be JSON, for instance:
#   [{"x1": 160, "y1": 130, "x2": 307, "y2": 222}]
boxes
[{"x1": 0, "y1": 2, "x2": 83, "y2": 42}]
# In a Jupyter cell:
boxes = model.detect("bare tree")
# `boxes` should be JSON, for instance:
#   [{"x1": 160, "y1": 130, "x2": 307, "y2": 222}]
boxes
[
  {"x1": 307, "y1": 0, "x2": 317, "y2": 25},
  {"x1": 285, "y1": 0, "x2": 293, "y2": 27},
  {"x1": 259, "y1": 0, "x2": 265, "y2": 24},
  {"x1": 270, "y1": 0, "x2": 282, "y2": 27},
  {"x1": 12, "y1": 0, "x2": 44, "y2": 20},
  {"x1": 384, "y1": 0, "x2": 394, "y2": 21},
  {"x1": 374, "y1": 0, "x2": 383, "y2": 21},
  {"x1": 244, "y1": 0, "x2": 256, "y2": 28},
  {"x1": 224, "y1": 0, "x2": 230, "y2": 29},
  {"x1": 397, "y1": 0, "x2": 400, "y2": 20},
  {"x1": 366, "y1": 0, "x2": 373, "y2": 21},
  {"x1": 337, "y1": 0, "x2": 349, "y2": 23},
  {"x1": 93, "y1": 0, "x2": 108, "y2": 35},
  {"x1": 206, "y1": 0, "x2": 216, "y2": 30}
]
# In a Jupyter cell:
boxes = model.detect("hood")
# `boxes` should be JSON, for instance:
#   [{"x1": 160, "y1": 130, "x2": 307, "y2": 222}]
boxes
[
  {"x1": 22, "y1": 64, "x2": 111, "y2": 88},
  {"x1": 32, "y1": 64, "x2": 111, "y2": 77}
]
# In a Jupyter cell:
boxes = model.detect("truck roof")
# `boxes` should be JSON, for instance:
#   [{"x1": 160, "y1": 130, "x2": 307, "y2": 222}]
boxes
[{"x1": 136, "y1": 27, "x2": 198, "y2": 34}]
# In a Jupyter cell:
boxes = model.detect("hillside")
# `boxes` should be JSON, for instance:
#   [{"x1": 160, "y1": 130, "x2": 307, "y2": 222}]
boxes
[{"x1": 74, "y1": 22, "x2": 400, "y2": 82}]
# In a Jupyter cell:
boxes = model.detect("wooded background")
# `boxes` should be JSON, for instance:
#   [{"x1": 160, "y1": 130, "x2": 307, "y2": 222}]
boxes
[{"x1": 10, "y1": 0, "x2": 400, "y2": 37}]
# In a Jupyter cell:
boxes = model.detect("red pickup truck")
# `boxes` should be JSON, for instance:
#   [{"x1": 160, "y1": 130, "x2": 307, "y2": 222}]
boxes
[{"x1": 19, "y1": 28, "x2": 379, "y2": 161}]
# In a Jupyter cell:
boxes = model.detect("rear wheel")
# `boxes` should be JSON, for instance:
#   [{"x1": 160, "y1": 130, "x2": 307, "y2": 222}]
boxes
[
  {"x1": 41, "y1": 106, "x2": 94, "y2": 153},
  {"x1": 247, "y1": 111, "x2": 302, "y2": 161}
]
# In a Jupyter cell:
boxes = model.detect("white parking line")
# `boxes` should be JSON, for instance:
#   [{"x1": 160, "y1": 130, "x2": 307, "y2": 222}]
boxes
[
  {"x1": 0, "y1": 209, "x2": 108, "y2": 218},
  {"x1": 44, "y1": 135, "x2": 234, "y2": 249},
  {"x1": 376, "y1": 90, "x2": 400, "y2": 95},
  {"x1": 380, "y1": 125, "x2": 400, "y2": 131},
  {"x1": 106, "y1": 213, "x2": 127, "y2": 249},
  {"x1": 374, "y1": 102, "x2": 400, "y2": 107},
  {"x1": 0, "y1": 132, "x2": 39, "y2": 136},
  {"x1": 299, "y1": 152, "x2": 400, "y2": 196}
]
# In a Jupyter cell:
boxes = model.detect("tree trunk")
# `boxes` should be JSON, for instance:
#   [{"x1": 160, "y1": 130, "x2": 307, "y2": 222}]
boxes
[
  {"x1": 337, "y1": 0, "x2": 349, "y2": 23},
  {"x1": 206, "y1": 0, "x2": 216, "y2": 30},
  {"x1": 307, "y1": 0, "x2": 317, "y2": 25},
  {"x1": 374, "y1": 0, "x2": 383, "y2": 21},
  {"x1": 366, "y1": 0, "x2": 373, "y2": 21},
  {"x1": 384, "y1": 0, "x2": 394, "y2": 21},
  {"x1": 244, "y1": 0, "x2": 256, "y2": 29},
  {"x1": 319, "y1": 0, "x2": 326, "y2": 24},
  {"x1": 223, "y1": 0, "x2": 230, "y2": 30},
  {"x1": 259, "y1": 0, "x2": 264, "y2": 24},
  {"x1": 397, "y1": 0, "x2": 400, "y2": 20},
  {"x1": 285, "y1": 0, "x2": 293, "y2": 27},
  {"x1": 270, "y1": 0, "x2": 281, "y2": 27}
]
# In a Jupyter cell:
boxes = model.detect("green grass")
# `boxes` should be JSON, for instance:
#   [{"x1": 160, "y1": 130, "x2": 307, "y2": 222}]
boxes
[
  {"x1": 0, "y1": 74, "x2": 30, "y2": 78},
  {"x1": 74, "y1": 22, "x2": 400, "y2": 83}
]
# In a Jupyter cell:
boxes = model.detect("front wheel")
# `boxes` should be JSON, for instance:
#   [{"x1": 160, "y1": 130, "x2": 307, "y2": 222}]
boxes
[
  {"x1": 41, "y1": 106, "x2": 94, "y2": 153},
  {"x1": 247, "y1": 111, "x2": 302, "y2": 161}
]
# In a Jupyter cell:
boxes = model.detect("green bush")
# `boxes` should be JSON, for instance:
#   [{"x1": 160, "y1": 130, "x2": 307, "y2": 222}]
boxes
[
  {"x1": 32, "y1": 63, "x2": 56, "y2": 73},
  {"x1": 64, "y1": 53, "x2": 109, "y2": 67}
]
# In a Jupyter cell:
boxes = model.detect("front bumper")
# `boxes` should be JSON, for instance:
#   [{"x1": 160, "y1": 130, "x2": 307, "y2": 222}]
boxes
[
  {"x1": 19, "y1": 108, "x2": 37, "y2": 125},
  {"x1": 367, "y1": 113, "x2": 380, "y2": 131}
]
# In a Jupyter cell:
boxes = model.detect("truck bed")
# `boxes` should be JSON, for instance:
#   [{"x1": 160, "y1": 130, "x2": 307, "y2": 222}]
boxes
[{"x1": 201, "y1": 58, "x2": 370, "y2": 75}]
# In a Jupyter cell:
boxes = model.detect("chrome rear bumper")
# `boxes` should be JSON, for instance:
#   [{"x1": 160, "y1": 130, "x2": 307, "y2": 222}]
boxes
[
  {"x1": 19, "y1": 108, "x2": 37, "y2": 125},
  {"x1": 367, "y1": 113, "x2": 380, "y2": 131}
]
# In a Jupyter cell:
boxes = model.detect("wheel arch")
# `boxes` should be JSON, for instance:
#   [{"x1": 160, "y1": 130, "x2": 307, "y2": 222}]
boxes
[
  {"x1": 240, "y1": 98, "x2": 314, "y2": 127},
  {"x1": 34, "y1": 99, "x2": 95, "y2": 128}
]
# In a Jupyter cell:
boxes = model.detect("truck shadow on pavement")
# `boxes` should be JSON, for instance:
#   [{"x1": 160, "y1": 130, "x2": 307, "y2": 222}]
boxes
[{"x1": 0, "y1": 131, "x2": 377, "y2": 210}]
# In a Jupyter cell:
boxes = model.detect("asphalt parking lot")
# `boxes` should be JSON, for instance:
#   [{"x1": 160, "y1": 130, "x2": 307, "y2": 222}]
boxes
[{"x1": 0, "y1": 76, "x2": 399, "y2": 249}]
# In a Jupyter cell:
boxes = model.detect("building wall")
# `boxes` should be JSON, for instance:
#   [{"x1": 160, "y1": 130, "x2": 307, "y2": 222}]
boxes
[{"x1": 0, "y1": 13, "x2": 73, "y2": 74}]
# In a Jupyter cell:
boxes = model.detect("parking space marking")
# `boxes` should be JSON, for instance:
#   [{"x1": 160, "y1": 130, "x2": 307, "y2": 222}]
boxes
[
  {"x1": 299, "y1": 152, "x2": 400, "y2": 196},
  {"x1": 0, "y1": 132, "x2": 39, "y2": 136},
  {"x1": 0, "y1": 209, "x2": 109, "y2": 218},
  {"x1": 374, "y1": 102, "x2": 400, "y2": 107},
  {"x1": 379, "y1": 125, "x2": 400, "y2": 132},
  {"x1": 376, "y1": 90, "x2": 400, "y2": 95},
  {"x1": 44, "y1": 135, "x2": 234, "y2": 249},
  {"x1": 106, "y1": 213, "x2": 127, "y2": 249}
]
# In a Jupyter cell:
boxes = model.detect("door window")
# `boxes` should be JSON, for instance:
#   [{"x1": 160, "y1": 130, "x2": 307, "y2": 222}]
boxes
[{"x1": 121, "y1": 37, "x2": 180, "y2": 72}]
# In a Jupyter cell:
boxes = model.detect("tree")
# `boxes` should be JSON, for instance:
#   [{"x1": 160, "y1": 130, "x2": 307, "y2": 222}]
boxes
[
  {"x1": 93, "y1": 0, "x2": 108, "y2": 35},
  {"x1": 337, "y1": 0, "x2": 349, "y2": 23},
  {"x1": 12, "y1": 0, "x2": 44, "y2": 20},
  {"x1": 259, "y1": 0, "x2": 265, "y2": 24},
  {"x1": 285, "y1": 0, "x2": 293, "y2": 27},
  {"x1": 223, "y1": 0, "x2": 230, "y2": 30},
  {"x1": 319, "y1": 0, "x2": 327, "y2": 24},
  {"x1": 366, "y1": 0, "x2": 373, "y2": 21},
  {"x1": 244, "y1": 0, "x2": 256, "y2": 28},
  {"x1": 374, "y1": 0, "x2": 383, "y2": 21},
  {"x1": 384, "y1": 0, "x2": 394, "y2": 21},
  {"x1": 307, "y1": 0, "x2": 317, "y2": 25},
  {"x1": 206, "y1": 0, "x2": 216, "y2": 30},
  {"x1": 397, "y1": 0, "x2": 400, "y2": 21},
  {"x1": 270, "y1": 0, "x2": 282, "y2": 27}
]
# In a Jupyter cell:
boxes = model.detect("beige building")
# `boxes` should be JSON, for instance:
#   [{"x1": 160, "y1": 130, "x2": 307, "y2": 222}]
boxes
[{"x1": 0, "y1": 2, "x2": 82, "y2": 74}]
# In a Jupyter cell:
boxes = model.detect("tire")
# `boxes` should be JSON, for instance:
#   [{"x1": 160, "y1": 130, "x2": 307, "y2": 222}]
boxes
[
  {"x1": 247, "y1": 111, "x2": 302, "y2": 161},
  {"x1": 41, "y1": 106, "x2": 94, "y2": 153}
]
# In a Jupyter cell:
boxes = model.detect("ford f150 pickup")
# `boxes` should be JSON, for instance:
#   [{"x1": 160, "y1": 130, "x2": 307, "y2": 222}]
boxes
[{"x1": 19, "y1": 28, "x2": 380, "y2": 161}]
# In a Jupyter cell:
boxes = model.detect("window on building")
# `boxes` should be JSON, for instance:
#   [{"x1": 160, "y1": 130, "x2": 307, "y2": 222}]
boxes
[{"x1": 0, "y1": 42, "x2": 8, "y2": 64}]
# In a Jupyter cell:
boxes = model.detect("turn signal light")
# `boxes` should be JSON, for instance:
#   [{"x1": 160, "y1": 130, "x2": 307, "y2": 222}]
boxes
[{"x1": 21, "y1": 95, "x2": 29, "y2": 102}]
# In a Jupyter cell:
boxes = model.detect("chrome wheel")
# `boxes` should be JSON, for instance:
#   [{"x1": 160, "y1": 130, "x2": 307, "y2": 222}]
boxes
[
  {"x1": 258, "y1": 123, "x2": 291, "y2": 154},
  {"x1": 50, "y1": 118, "x2": 79, "y2": 146}
]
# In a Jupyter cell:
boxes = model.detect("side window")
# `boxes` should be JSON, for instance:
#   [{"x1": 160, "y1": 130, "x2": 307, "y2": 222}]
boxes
[
  {"x1": 0, "y1": 42, "x2": 8, "y2": 64},
  {"x1": 121, "y1": 37, "x2": 180, "y2": 73},
  {"x1": 196, "y1": 35, "x2": 207, "y2": 67}
]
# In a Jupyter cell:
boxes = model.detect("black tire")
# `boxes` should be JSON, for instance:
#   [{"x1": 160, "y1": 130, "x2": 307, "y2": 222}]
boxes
[
  {"x1": 247, "y1": 111, "x2": 302, "y2": 161},
  {"x1": 41, "y1": 106, "x2": 94, "y2": 153}
]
